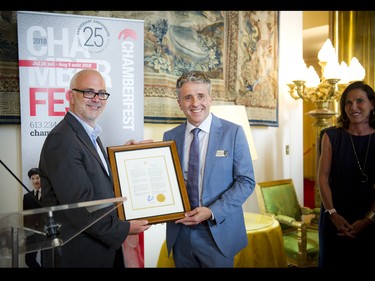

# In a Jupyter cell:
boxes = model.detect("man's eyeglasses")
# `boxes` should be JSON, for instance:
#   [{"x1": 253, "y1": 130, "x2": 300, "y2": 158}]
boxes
[{"x1": 72, "y1": 88, "x2": 110, "y2": 100}]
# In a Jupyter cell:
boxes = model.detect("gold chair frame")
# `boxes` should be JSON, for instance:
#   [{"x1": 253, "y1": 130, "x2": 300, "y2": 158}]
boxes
[{"x1": 255, "y1": 179, "x2": 320, "y2": 267}]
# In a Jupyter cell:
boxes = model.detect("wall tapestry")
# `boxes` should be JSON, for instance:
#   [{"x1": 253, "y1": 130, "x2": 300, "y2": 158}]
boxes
[
  {"x1": 0, "y1": 11, "x2": 279, "y2": 126},
  {"x1": 0, "y1": 11, "x2": 19, "y2": 124}
]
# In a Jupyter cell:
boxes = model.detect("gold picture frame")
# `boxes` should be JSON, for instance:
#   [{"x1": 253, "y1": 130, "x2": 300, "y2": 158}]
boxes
[{"x1": 107, "y1": 140, "x2": 191, "y2": 224}]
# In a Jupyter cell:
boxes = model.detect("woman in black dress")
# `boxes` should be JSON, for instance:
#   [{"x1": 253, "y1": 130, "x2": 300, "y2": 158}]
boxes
[{"x1": 318, "y1": 81, "x2": 375, "y2": 268}]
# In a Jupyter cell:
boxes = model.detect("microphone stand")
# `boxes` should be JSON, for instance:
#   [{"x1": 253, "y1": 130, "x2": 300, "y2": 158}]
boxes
[
  {"x1": 0, "y1": 159, "x2": 59, "y2": 266},
  {"x1": 0, "y1": 159, "x2": 31, "y2": 193},
  {"x1": 0, "y1": 159, "x2": 42, "y2": 207}
]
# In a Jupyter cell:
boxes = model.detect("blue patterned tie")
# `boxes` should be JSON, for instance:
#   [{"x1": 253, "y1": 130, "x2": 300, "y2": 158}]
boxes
[{"x1": 187, "y1": 128, "x2": 200, "y2": 209}]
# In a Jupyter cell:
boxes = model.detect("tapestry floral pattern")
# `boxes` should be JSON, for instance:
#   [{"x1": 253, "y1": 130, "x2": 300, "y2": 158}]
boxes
[{"x1": 0, "y1": 11, "x2": 279, "y2": 126}]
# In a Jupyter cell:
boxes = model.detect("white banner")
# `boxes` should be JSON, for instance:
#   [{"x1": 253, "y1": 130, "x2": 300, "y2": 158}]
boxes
[
  {"x1": 17, "y1": 10, "x2": 144, "y2": 180},
  {"x1": 17, "y1": 10, "x2": 145, "y2": 267}
]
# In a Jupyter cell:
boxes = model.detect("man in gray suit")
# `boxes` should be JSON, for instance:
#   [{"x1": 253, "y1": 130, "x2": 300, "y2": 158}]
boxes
[
  {"x1": 163, "y1": 70, "x2": 256, "y2": 267},
  {"x1": 39, "y1": 69, "x2": 150, "y2": 267}
]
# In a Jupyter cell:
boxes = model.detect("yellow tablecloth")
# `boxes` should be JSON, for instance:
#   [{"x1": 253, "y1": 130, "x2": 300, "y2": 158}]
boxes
[{"x1": 156, "y1": 212, "x2": 288, "y2": 268}]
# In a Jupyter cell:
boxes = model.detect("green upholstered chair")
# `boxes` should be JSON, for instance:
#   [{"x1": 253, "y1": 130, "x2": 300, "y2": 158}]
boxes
[{"x1": 255, "y1": 179, "x2": 320, "y2": 267}]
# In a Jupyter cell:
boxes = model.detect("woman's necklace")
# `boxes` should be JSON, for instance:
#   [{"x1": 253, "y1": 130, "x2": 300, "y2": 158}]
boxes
[{"x1": 349, "y1": 133, "x2": 371, "y2": 183}]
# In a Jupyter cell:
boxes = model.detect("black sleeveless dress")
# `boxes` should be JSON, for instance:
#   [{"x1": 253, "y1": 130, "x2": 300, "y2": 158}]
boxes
[{"x1": 318, "y1": 127, "x2": 375, "y2": 268}]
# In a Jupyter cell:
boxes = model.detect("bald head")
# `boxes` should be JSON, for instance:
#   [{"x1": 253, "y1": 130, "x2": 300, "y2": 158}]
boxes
[
  {"x1": 70, "y1": 69, "x2": 106, "y2": 89},
  {"x1": 68, "y1": 69, "x2": 108, "y2": 127}
]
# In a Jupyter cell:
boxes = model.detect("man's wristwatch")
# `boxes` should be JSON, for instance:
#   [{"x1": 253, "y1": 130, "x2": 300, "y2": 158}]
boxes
[{"x1": 325, "y1": 208, "x2": 337, "y2": 215}]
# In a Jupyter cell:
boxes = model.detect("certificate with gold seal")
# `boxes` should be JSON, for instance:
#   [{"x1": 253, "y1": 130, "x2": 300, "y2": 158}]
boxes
[{"x1": 107, "y1": 141, "x2": 191, "y2": 224}]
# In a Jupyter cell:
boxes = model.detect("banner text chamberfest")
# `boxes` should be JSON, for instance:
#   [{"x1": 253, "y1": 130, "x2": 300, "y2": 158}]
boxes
[
  {"x1": 17, "y1": 11, "x2": 144, "y2": 182},
  {"x1": 17, "y1": 10, "x2": 145, "y2": 267}
]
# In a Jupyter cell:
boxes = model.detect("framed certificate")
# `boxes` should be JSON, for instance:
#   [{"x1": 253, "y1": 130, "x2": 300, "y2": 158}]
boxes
[{"x1": 107, "y1": 140, "x2": 191, "y2": 224}]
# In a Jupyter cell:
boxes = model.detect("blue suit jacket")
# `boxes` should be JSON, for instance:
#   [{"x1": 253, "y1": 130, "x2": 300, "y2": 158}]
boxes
[{"x1": 163, "y1": 114, "x2": 256, "y2": 258}]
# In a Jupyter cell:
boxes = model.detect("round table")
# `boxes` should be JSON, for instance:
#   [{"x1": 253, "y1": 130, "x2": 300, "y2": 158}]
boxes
[
  {"x1": 157, "y1": 212, "x2": 288, "y2": 268},
  {"x1": 234, "y1": 212, "x2": 288, "y2": 267}
]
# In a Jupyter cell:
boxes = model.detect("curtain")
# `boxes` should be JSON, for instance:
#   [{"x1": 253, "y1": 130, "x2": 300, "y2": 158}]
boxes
[{"x1": 333, "y1": 11, "x2": 375, "y2": 87}]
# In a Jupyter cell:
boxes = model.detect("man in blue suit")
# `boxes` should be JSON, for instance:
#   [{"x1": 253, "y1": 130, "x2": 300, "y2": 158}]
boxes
[{"x1": 163, "y1": 70, "x2": 256, "y2": 267}]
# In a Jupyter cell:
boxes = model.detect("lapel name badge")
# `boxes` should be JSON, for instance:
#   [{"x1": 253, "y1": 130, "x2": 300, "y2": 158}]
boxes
[{"x1": 216, "y1": 150, "x2": 228, "y2": 157}]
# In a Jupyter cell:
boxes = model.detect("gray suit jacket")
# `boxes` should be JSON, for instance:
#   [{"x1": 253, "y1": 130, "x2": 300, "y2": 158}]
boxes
[
  {"x1": 39, "y1": 112, "x2": 129, "y2": 267},
  {"x1": 163, "y1": 114, "x2": 256, "y2": 258}
]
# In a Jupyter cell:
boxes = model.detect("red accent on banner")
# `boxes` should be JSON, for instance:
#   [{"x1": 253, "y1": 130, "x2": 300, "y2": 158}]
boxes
[
  {"x1": 18, "y1": 60, "x2": 97, "y2": 69},
  {"x1": 122, "y1": 232, "x2": 144, "y2": 268}
]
